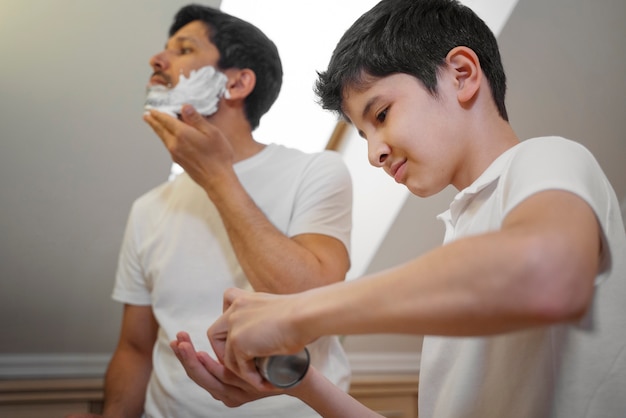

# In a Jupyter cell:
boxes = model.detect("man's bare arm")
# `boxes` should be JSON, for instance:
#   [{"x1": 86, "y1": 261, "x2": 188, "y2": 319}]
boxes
[
  {"x1": 144, "y1": 106, "x2": 351, "y2": 294},
  {"x1": 101, "y1": 305, "x2": 158, "y2": 418}
]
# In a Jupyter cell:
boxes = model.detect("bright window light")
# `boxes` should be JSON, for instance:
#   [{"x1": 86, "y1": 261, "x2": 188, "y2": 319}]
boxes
[{"x1": 220, "y1": 0, "x2": 380, "y2": 153}]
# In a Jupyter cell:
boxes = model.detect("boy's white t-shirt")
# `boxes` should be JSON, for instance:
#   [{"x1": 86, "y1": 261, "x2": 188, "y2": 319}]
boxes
[
  {"x1": 113, "y1": 144, "x2": 353, "y2": 418},
  {"x1": 420, "y1": 137, "x2": 626, "y2": 418}
]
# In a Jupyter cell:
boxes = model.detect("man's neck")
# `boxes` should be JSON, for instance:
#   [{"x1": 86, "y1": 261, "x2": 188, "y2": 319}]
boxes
[{"x1": 209, "y1": 113, "x2": 266, "y2": 163}]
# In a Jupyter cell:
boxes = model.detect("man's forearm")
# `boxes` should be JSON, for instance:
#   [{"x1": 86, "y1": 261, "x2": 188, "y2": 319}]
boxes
[
  {"x1": 205, "y1": 175, "x2": 346, "y2": 294},
  {"x1": 101, "y1": 348, "x2": 152, "y2": 418}
]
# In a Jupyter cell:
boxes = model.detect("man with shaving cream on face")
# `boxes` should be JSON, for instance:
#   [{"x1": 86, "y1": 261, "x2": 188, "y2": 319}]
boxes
[{"x1": 67, "y1": 4, "x2": 352, "y2": 418}]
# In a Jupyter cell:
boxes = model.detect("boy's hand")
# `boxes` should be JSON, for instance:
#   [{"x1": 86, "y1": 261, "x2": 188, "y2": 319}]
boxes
[{"x1": 207, "y1": 288, "x2": 311, "y2": 388}]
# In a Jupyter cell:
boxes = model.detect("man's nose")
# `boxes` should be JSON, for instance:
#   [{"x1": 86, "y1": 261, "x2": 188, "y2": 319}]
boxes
[{"x1": 149, "y1": 51, "x2": 169, "y2": 71}]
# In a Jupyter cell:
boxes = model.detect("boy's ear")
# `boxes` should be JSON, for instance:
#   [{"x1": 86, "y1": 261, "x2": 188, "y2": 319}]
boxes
[
  {"x1": 445, "y1": 46, "x2": 481, "y2": 104},
  {"x1": 224, "y1": 68, "x2": 256, "y2": 101}
]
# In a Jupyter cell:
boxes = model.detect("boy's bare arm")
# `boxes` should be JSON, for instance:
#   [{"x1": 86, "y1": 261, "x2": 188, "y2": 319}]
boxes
[
  {"x1": 211, "y1": 189, "x2": 601, "y2": 380},
  {"x1": 301, "y1": 191, "x2": 601, "y2": 336},
  {"x1": 299, "y1": 189, "x2": 601, "y2": 337}
]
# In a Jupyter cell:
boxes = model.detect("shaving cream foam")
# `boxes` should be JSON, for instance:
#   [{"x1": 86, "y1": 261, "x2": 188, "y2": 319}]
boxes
[{"x1": 144, "y1": 65, "x2": 228, "y2": 116}]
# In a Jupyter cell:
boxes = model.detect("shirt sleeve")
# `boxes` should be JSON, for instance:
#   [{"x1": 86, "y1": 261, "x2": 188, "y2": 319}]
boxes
[
  {"x1": 111, "y1": 201, "x2": 152, "y2": 305},
  {"x1": 501, "y1": 137, "x2": 621, "y2": 284},
  {"x1": 288, "y1": 150, "x2": 353, "y2": 254}
]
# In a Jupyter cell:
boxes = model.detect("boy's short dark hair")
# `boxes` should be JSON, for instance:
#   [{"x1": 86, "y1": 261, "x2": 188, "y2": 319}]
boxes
[
  {"x1": 315, "y1": 0, "x2": 508, "y2": 121},
  {"x1": 170, "y1": 4, "x2": 283, "y2": 130}
]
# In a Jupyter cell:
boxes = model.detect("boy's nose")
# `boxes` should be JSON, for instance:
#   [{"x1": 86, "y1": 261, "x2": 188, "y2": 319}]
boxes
[{"x1": 368, "y1": 138, "x2": 390, "y2": 168}]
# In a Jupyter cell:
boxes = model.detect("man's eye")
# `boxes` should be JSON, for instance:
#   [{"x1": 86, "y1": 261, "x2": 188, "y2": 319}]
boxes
[
  {"x1": 376, "y1": 108, "x2": 388, "y2": 123},
  {"x1": 180, "y1": 47, "x2": 193, "y2": 54}
]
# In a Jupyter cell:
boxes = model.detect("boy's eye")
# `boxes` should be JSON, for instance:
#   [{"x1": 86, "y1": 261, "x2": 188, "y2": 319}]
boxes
[
  {"x1": 376, "y1": 108, "x2": 388, "y2": 123},
  {"x1": 180, "y1": 47, "x2": 193, "y2": 54}
]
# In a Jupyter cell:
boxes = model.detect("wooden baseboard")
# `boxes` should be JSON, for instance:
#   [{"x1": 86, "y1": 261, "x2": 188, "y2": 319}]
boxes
[
  {"x1": 0, "y1": 373, "x2": 419, "y2": 418},
  {"x1": 350, "y1": 374, "x2": 419, "y2": 418},
  {"x1": 0, "y1": 378, "x2": 104, "y2": 417}
]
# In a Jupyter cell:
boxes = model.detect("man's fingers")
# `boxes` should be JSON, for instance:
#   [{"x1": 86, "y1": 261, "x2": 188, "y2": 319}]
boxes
[
  {"x1": 143, "y1": 110, "x2": 179, "y2": 149},
  {"x1": 180, "y1": 104, "x2": 210, "y2": 130},
  {"x1": 173, "y1": 342, "x2": 220, "y2": 389},
  {"x1": 147, "y1": 109, "x2": 180, "y2": 131},
  {"x1": 176, "y1": 331, "x2": 193, "y2": 345},
  {"x1": 199, "y1": 352, "x2": 239, "y2": 385},
  {"x1": 180, "y1": 104, "x2": 223, "y2": 139},
  {"x1": 180, "y1": 104, "x2": 202, "y2": 124}
]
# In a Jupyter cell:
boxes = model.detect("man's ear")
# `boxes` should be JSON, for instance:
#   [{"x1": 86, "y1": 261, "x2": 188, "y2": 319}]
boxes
[
  {"x1": 445, "y1": 46, "x2": 481, "y2": 104},
  {"x1": 224, "y1": 68, "x2": 256, "y2": 101}
]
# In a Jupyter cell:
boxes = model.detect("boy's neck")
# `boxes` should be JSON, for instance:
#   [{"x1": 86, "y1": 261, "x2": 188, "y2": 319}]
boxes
[{"x1": 453, "y1": 117, "x2": 520, "y2": 191}]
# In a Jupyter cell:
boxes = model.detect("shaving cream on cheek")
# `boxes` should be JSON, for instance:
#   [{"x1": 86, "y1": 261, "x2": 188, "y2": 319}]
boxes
[{"x1": 144, "y1": 65, "x2": 228, "y2": 117}]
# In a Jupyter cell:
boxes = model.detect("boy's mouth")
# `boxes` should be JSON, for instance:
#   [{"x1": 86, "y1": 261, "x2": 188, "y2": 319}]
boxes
[{"x1": 390, "y1": 159, "x2": 407, "y2": 183}]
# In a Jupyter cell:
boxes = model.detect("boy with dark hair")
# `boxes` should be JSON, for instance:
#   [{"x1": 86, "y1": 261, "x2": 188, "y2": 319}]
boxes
[{"x1": 174, "y1": 0, "x2": 626, "y2": 417}]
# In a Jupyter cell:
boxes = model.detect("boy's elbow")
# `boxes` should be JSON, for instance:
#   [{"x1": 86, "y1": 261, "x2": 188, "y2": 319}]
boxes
[
  {"x1": 533, "y1": 286, "x2": 593, "y2": 325},
  {"x1": 522, "y1": 237, "x2": 597, "y2": 325}
]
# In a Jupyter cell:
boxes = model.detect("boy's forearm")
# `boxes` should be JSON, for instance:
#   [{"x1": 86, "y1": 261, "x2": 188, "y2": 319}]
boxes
[
  {"x1": 288, "y1": 368, "x2": 383, "y2": 418},
  {"x1": 295, "y1": 214, "x2": 595, "y2": 340}
]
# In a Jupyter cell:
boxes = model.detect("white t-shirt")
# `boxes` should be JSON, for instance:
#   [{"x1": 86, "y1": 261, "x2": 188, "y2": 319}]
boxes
[
  {"x1": 420, "y1": 137, "x2": 626, "y2": 418},
  {"x1": 113, "y1": 144, "x2": 353, "y2": 418}
]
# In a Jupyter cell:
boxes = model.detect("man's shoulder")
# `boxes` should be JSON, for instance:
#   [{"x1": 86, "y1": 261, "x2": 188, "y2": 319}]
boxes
[
  {"x1": 266, "y1": 143, "x2": 340, "y2": 158},
  {"x1": 263, "y1": 144, "x2": 347, "y2": 170},
  {"x1": 130, "y1": 175, "x2": 194, "y2": 211}
]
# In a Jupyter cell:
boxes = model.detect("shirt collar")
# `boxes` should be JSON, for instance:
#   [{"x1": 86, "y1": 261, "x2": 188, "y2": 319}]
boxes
[{"x1": 438, "y1": 144, "x2": 520, "y2": 225}]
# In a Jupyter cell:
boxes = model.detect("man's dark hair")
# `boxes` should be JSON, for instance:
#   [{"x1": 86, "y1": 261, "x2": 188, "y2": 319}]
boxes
[
  {"x1": 170, "y1": 4, "x2": 283, "y2": 130},
  {"x1": 315, "y1": 0, "x2": 508, "y2": 121}
]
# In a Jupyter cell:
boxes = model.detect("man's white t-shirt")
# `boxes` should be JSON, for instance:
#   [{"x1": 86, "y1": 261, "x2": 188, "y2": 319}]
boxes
[
  {"x1": 420, "y1": 137, "x2": 626, "y2": 418},
  {"x1": 113, "y1": 144, "x2": 353, "y2": 418}
]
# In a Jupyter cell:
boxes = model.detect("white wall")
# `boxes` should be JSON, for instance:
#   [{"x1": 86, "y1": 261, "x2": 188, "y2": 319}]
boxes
[{"x1": 220, "y1": 0, "x2": 381, "y2": 154}]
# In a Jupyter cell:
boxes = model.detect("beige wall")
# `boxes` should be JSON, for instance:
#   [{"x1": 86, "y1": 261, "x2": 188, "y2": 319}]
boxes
[
  {"x1": 0, "y1": 0, "x2": 220, "y2": 358},
  {"x1": 1, "y1": 0, "x2": 625, "y2": 378}
]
